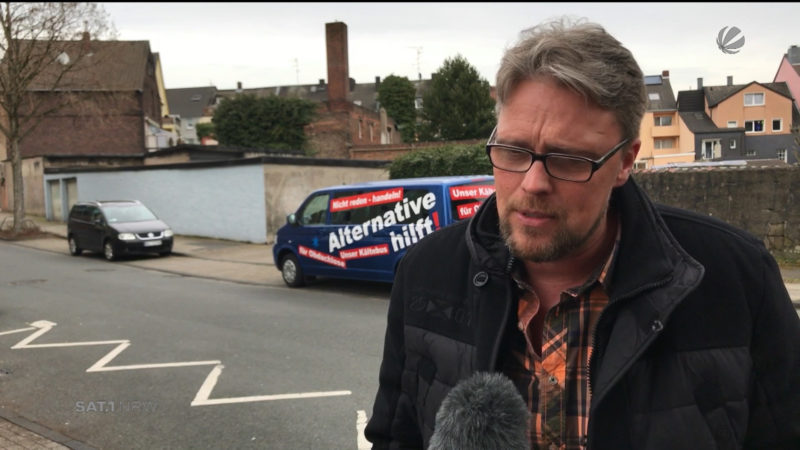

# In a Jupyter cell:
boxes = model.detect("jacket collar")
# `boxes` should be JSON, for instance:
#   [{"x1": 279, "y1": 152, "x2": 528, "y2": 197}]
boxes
[{"x1": 466, "y1": 177, "x2": 704, "y2": 304}]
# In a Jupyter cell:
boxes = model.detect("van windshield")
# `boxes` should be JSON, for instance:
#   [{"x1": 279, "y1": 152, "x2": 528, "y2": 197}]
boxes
[{"x1": 101, "y1": 204, "x2": 158, "y2": 223}]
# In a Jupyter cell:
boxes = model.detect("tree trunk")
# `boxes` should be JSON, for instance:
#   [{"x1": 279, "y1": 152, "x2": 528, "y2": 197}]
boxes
[{"x1": 10, "y1": 136, "x2": 24, "y2": 233}]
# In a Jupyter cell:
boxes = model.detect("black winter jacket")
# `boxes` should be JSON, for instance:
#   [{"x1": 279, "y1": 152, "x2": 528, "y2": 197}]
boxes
[{"x1": 365, "y1": 177, "x2": 800, "y2": 449}]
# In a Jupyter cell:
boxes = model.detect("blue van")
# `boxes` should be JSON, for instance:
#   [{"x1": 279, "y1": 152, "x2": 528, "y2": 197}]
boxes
[{"x1": 272, "y1": 175, "x2": 495, "y2": 287}]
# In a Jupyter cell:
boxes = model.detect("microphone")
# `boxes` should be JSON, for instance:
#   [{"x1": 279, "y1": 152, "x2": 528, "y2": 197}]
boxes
[{"x1": 428, "y1": 371, "x2": 530, "y2": 450}]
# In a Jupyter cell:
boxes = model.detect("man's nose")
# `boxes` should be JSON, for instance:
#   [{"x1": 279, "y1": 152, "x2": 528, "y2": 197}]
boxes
[{"x1": 520, "y1": 159, "x2": 553, "y2": 194}]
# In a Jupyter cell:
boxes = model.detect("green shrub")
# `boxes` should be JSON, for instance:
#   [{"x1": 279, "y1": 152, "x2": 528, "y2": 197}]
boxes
[{"x1": 389, "y1": 143, "x2": 492, "y2": 179}]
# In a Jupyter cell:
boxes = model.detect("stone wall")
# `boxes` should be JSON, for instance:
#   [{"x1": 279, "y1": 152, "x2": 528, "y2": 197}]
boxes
[{"x1": 635, "y1": 166, "x2": 800, "y2": 252}]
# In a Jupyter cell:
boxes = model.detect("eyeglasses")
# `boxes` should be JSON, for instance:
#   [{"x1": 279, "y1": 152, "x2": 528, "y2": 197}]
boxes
[{"x1": 485, "y1": 126, "x2": 630, "y2": 183}]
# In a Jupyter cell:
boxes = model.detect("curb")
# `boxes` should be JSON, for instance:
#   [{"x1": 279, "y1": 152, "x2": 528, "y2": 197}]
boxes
[{"x1": 0, "y1": 411, "x2": 95, "y2": 450}]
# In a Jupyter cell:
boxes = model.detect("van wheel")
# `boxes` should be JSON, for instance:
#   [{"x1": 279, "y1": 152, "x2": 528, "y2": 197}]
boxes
[
  {"x1": 68, "y1": 236, "x2": 82, "y2": 256},
  {"x1": 280, "y1": 254, "x2": 305, "y2": 287},
  {"x1": 103, "y1": 240, "x2": 117, "y2": 261}
]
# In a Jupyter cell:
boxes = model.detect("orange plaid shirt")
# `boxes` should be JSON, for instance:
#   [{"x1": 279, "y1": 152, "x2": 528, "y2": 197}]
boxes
[{"x1": 501, "y1": 232, "x2": 619, "y2": 450}]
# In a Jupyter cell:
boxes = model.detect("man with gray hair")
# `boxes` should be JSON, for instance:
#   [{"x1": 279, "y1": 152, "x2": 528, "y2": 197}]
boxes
[{"x1": 366, "y1": 18, "x2": 800, "y2": 449}]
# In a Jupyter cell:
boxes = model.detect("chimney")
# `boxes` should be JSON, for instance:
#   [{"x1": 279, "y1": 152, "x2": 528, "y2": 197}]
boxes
[
  {"x1": 788, "y1": 45, "x2": 800, "y2": 64},
  {"x1": 325, "y1": 22, "x2": 349, "y2": 108},
  {"x1": 319, "y1": 79, "x2": 325, "y2": 85},
  {"x1": 661, "y1": 70, "x2": 669, "y2": 78},
  {"x1": 697, "y1": 77, "x2": 703, "y2": 90},
  {"x1": 375, "y1": 76, "x2": 381, "y2": 89},
  {"x1": 236, "y1": 81, "x2": 242, "y2": 93},
  {"x1": 727, "y1": 76, "x2": 733, "y2": 86},
  {"x1": 349, "y1": 77, "x2": 356, "y2": 92},
  {"x1": 81, "y1": 30, "x2": 91, "y2": 53}
]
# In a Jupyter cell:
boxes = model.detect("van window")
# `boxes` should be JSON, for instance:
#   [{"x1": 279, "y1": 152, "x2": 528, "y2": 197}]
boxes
[
  {"x1": 70, "y1": 205, "x2": 85, "y2": 220},
  {"x1": 90, "y1": 207, "x2": 103, "y2": 223},
  {"x1": 300, "y1": 193, "x2": 330, "y2": 225}
]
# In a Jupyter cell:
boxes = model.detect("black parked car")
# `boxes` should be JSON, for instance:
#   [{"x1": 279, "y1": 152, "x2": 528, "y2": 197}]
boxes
[{"x1": 67, "y1": 200, "x2": 174, "y2": 261}]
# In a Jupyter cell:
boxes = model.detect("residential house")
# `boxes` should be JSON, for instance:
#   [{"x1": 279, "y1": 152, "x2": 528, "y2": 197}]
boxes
[
  {"x1": 165, "y1": 86, "x2": 217, "y2": 145},
  {"x1": 215, "y1": 22, "x2": 402, "y2": 158},
  {"x1": 676, "y1": 77, "x2": 796, "y2": 164},
  {"x1": 635, "y1": 71, "x2": 692, "y2": 169},
  {"x1": 0, "y1": 34, "x2": 171, "y2": 213},
  {"x1": 773, "y1": 44, "x2": 800, "y2": 128}
]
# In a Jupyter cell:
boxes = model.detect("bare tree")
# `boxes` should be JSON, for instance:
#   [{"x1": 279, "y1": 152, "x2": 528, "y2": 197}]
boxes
[{"x1": 0, "y1": 2, "x2": 114, "y2": 233}]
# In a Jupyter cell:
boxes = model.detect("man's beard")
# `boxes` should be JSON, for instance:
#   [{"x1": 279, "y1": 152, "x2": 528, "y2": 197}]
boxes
[{"x1": 499, "y1": 200, "x2": 607, "y2": 263}]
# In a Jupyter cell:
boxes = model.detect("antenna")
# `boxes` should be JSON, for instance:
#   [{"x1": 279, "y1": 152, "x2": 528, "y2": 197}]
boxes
[
  {"x1": 291, "y1": 58, "x2": 300, "y2": 85},
  {"x1": 408, "y1": 46, "x2": 423, "y2": 80}
]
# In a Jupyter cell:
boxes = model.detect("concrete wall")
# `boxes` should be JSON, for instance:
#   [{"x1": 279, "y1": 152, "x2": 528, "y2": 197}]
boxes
[
  {"x1": 263, "y1": 162, "x2": 389, "y2": 241},
  {"x1": 0, "y1": 157, "x2": 46, "y2": 215},
  {"x1": 40, "y1": 157, "x2": 390, "y2": 243},
  {"x1": 635, "y1": 166, "x2": 800, "y2": 252},
  {"x1": 45, "y1": 162, "x2": 268, "y2": 243}
]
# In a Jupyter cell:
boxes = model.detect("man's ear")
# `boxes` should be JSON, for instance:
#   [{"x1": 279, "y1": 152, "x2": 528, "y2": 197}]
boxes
[{"x1": 614, "y1": 138, "x2": 641, "y2": 187}]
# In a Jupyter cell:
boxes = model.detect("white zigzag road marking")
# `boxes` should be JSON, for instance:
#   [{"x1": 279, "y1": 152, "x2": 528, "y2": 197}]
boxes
[
  {"x1": 191, "y1": 364, "x2": 352, "y2": 406},
  {"x1": 3, "y1": 320, "x2": 352, "y2": 407},
  {"x1": 0, "y1": 326, "x2": 36, "y2": 336}
]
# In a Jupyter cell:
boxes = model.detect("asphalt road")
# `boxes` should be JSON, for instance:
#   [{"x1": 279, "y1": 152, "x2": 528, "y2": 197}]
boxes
[{"x1": 0, "y1": 242, "x2": 390, "y2": 449}]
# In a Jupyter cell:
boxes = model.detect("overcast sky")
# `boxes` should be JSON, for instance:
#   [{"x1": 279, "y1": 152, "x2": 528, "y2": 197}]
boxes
[{"x1": 101, "y1": 2, "x2": 799, "y2": 95}]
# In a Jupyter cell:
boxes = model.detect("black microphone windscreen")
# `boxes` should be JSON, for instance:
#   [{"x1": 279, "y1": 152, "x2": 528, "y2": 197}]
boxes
[{"x1": 428, "y1": 371, "x2": 530, "y2": 450}]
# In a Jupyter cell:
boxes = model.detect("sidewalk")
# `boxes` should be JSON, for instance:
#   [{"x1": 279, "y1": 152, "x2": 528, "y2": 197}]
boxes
[
  {"x1": 0, "y1": 211, "x2": 285, "y2": 287},
  {"x1": 1, "y1": 212, "x2": 799, "y2": 448}
]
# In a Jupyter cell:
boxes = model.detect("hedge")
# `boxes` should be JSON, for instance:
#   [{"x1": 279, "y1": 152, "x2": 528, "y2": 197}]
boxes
[{"x1": 389, "y1": 143, "x2": 493, "y2": 179}]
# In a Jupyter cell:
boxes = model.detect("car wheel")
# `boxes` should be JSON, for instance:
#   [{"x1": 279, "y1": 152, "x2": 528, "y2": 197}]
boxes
[
  {"x1": 103, "y1": 240, "x2": 116, "y2": 261},
  {"x1": 68, "y1": 236, "x2": 82, "y2": 256},
  {"x1": 280, "y1": 254, "x2": 305, "y2": 287}
]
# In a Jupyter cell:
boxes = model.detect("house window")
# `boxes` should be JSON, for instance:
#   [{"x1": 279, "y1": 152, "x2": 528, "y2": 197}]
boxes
[
  {"x1": 727, "y1": 121, "x2": 737, "y2": 128},
  {"x1": 744, "y1": 92, "x2": 764, "y2": 106},
  {"x1": 777, "y1": 149, "x2": 787, "y2": 162},
  {"x1": 648, "y1": 92, "x2": 660, "y2": 101},
  {"x1": 745, "y1": 148, "x2": 756, "y2": 157},
  {"x1": 772, "y1": 118, "x2": 782, "y2": 132},
  {"x1": 729, "y1": 138, "x2": 736, "y2": 149},
  {"x1": 744, "y1": 120, "x2": 764, "y2": 133},
  {"x1": 415, "y1": 97, "x2": 423, "y2": 110},
  {"x1": 654, "y1": 138, "x2": 674, "y2": 149},
  {"x1": 633, "y1": 161, "x2": 647, "y2": 170},
  {"x1": 654, "y1": 115, "x2": 672, "y2": 126},
  {"x1": 369, "y1": 123, "x2": 374, "y2": 142},
  {"x1": 701, "y1": 139, "x2": 721, "y2": 160},
  {"x1": 358, "y1": 119, "x2": 362, "y2": 140}
]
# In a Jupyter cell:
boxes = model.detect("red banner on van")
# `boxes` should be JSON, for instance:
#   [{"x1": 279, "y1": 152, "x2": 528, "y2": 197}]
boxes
[
  {"x1": 449, "y1": 185, "x2": 495, "y2": 201},
  {"x1": 330, "y1": 187, "x2": 404, "y2": 212}
]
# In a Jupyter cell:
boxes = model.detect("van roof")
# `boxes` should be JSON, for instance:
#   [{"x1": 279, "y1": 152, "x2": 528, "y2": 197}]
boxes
[{"x1": 316, "y1": 175, "x2": 494, "y2": 192}]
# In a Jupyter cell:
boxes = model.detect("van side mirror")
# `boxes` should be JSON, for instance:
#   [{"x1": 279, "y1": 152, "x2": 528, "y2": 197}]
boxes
[{"x1": 287, "y1": 213, "x2": 298, "y2": 226}]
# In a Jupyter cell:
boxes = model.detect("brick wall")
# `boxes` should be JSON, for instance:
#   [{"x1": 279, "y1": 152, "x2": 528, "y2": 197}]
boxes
[
  {"x1": 305, "y1": 103, "x2": 401, "y2": 159},
  {"x1": 19, "y1": 92, "x2": 145, "y2": 157},
  {"x1": 635, "y1": 166, "x2": 800, "y2": 252}
]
